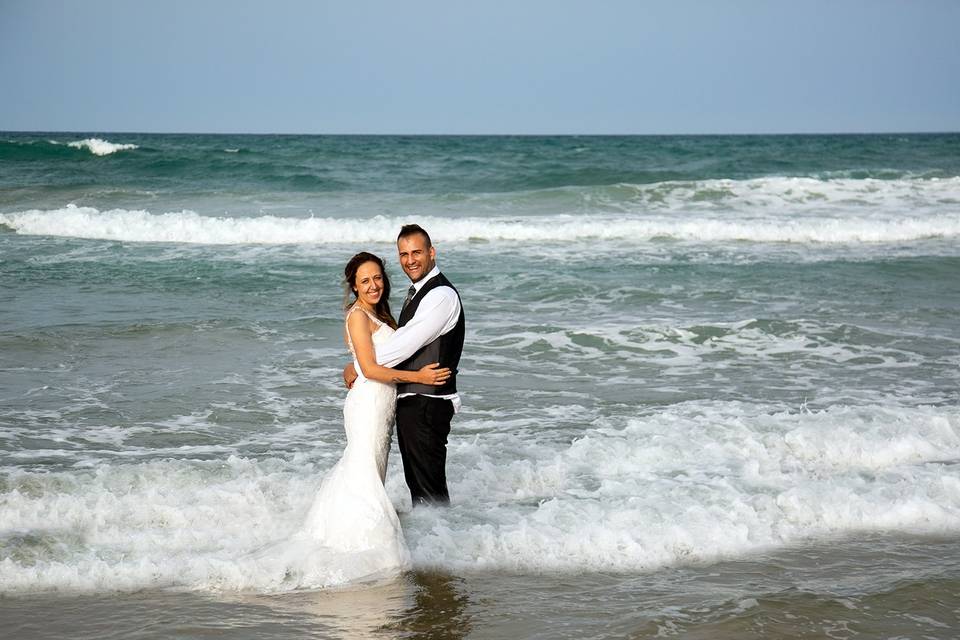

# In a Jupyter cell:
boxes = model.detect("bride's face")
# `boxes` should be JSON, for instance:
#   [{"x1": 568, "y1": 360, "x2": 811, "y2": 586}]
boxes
[{"x1": 353, "y1": 261, "x2": 385, "y2": 308}]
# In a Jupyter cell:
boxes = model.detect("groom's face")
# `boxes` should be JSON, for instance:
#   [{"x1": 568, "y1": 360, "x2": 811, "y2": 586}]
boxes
[{"x1": 397, "y1": 233, "x2": 436, "y2": 283}]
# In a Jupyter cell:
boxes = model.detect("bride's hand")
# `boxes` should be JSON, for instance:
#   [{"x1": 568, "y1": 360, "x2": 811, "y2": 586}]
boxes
[{"x1": 416, "y1": 363, "x2": 452, "y2": 386}]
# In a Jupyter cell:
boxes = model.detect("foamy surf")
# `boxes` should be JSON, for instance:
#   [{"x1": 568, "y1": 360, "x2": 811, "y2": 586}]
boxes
[
  {"x1": 1, "y1": 402, "x2": 957, "y2": 593},
  {"x1": 2, "y1": 204, "x2": 959, "y2": 246}
]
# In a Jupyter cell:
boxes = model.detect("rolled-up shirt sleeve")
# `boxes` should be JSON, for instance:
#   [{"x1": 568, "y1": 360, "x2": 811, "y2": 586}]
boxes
[{"x1": 375, "y1": 287, "x2": 460, "y2": 368}]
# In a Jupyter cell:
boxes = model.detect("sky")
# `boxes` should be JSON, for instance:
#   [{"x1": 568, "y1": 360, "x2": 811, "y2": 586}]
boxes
[{"x1": 1, "y1": 0, "x2": 958, "y2": 135}]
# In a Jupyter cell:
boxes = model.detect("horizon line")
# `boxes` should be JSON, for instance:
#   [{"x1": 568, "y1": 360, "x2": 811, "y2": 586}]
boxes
[{"x1": 2, "y1": 128, "x2": 958, "y2": 137}]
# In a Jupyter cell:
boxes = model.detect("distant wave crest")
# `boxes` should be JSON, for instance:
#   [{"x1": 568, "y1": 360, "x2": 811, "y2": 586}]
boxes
[
  {"x1": 2, "y1": 204, "x2": 959, "y2": 245},
  {"x1": 64, "y1": 138, "x2": 139, "y2": 156}
]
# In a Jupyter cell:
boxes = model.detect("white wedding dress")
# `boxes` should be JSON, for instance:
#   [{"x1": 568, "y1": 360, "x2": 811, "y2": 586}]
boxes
[
  {"x1": 234, "y1": 307, "x2": 410, "y2": 591},
  {"x1": 298, "y1": 308, "x2": 409, "y2": 563}
]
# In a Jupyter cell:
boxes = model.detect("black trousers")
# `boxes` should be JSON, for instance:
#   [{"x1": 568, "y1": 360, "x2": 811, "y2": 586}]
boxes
[{"x1": 395, "y1": 394, "x2": 454, "y2": 506}]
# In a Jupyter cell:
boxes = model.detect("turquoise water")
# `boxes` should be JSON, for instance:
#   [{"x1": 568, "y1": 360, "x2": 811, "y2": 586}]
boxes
[{"x1": 1, "y1": 132, "x2": 959, "y2": 637}]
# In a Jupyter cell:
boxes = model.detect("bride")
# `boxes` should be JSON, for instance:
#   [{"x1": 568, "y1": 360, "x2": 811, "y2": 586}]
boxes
[{"x1": 291, "y1": 251, "x2": 450, "y2": 585}]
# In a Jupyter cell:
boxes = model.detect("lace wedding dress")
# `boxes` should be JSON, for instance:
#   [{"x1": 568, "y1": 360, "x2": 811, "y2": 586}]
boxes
[
  {"x1": 238, "y1": 307, "x2": 410, "y2": 590},
  {"x1": 298, "y1": 308, "x2": 409, "y2": 561}
]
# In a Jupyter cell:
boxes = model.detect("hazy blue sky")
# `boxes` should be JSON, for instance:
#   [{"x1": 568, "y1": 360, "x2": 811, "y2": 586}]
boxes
[{"x1": 1, "y1": 0, "x2": 957, "y2": 134}]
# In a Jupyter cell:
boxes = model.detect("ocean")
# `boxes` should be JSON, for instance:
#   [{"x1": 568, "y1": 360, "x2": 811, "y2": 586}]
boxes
[{"x1": 1, "y1": 132, "x2": 959, "y2": 638}]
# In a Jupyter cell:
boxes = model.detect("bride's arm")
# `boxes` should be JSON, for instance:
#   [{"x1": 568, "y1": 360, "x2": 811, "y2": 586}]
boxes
[{"x1": 347, "y1": 311, "x2": 451, "y2": 386}]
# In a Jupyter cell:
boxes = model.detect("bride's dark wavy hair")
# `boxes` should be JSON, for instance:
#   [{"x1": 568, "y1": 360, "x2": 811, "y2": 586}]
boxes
[{"x1": 343, "y1": 252, "x2": 398, "y2": 329}]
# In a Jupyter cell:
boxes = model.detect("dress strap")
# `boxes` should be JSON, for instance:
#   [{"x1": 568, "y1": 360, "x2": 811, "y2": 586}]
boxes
[
  {"x1": 347, "y1": 304, "x2": 383, "y2": 325},
  {"x1": 345, "y1": 304, "x2": 383, "y2": 355}
]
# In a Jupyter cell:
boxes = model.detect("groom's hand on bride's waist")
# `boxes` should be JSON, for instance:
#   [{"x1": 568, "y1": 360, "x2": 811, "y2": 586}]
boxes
[{"x1": 343, "y1": 363, "x2": 358, "y2": 389}]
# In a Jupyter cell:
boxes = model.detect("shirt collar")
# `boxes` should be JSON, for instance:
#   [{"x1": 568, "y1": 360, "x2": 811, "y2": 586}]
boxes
[{"x1": 411, "y1": 265, "x2": 441, "y2": 293}]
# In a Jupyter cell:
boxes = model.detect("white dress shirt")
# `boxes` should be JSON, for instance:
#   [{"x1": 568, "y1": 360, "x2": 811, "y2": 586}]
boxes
[{"x1": 374, "y1": 266, "x2": 462, "y2": 411}]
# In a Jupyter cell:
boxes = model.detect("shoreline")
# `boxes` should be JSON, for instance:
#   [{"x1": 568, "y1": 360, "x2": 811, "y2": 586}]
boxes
[{"x1": 3, "y1": 532, "x2": 958, "y2": 638}]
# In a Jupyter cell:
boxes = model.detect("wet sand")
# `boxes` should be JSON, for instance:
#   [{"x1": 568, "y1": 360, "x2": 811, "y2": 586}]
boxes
[{"x1": 3, "y1": 533, "x2": 958, "y2": 639}]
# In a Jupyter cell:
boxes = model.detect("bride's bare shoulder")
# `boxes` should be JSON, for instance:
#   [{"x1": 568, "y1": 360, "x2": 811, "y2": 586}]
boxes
[{"x1": 346, "y1": 305, "x2": 379, "y2": 335}]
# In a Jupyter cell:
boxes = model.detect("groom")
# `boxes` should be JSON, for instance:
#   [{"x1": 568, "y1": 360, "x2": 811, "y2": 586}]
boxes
[{"x1": 345, "y1": 224, "x2": 465, "y2": 506}]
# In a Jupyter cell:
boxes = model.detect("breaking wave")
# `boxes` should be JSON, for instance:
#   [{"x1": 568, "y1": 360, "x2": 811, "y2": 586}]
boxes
[
  {"x1": 2, "y1": 204, "x2": 959, "y2": 246},
  {"x1": 63, "y1": 138, "x2": 139, "y2": 156}
]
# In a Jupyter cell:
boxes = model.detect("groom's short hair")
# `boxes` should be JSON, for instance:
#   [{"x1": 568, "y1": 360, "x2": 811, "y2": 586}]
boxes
[{"x1": 398, "y1": 224, "x2": 432, "y2": 248}]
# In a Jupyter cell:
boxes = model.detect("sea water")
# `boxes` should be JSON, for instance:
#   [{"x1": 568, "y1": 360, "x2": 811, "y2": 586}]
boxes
[{"x1": 1, "y1": 133, "x2": 959, "y2": 637}]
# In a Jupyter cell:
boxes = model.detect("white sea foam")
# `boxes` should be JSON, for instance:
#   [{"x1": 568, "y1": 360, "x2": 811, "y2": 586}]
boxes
[
  {"x1": 407, "y1": 401, "x2": 960, "y2": 573},
  {"x1": 607, "y1": 176, "x2": 960, "y2": 215},
  {"x1": 2, "y1": 203, "x2": 959, "y2": 246},
  {"x1": 0, "y1": 401, "x2": 957, "y2": 593},
  {"x1": 65, "y1": 138, "x2": 138, "y2": 156}
]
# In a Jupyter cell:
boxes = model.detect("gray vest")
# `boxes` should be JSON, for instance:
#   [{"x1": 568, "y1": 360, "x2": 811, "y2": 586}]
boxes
[{"x1": 395, "y1": 272, "x2": 465, "y2": 396}]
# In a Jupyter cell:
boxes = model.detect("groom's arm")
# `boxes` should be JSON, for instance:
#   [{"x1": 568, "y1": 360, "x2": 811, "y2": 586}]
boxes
[
  {"x1": 341, "y1": 288, "x2": 458, "y2": 387},
  {"x1": 343, "y1": 363, "x2": 358, "y2": 389},
  {"x1": 375, "y1": 288, "x2": 460, "y2": 368}
]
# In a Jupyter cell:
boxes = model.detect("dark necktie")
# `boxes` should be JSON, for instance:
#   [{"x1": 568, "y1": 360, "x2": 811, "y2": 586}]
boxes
[{"x1": 402, "y1": 285, "x2": 416, "y2": 312}]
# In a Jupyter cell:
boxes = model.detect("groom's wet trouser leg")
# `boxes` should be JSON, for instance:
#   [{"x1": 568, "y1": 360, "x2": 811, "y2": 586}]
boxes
[{"x1": 396, "y1": 395, "x2": 453, "y2": 506}]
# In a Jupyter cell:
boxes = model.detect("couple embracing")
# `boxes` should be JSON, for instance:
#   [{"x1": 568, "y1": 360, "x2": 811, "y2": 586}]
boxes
[{"x1": 297, "y1": 224, "x2": 464, "y2": 579}]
